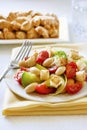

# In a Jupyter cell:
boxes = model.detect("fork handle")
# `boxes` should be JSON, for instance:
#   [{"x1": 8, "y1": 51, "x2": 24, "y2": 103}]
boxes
[{"x1": 0, "y1": 66, "x2": 11, "y2": 81}]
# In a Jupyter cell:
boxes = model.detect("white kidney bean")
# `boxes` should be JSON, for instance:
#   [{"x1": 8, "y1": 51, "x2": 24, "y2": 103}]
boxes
[
  {"x1": 43, "y1": 57, "x2": 54, "y2": 67},
  {"x1": 25, "y1": 82, "x2": 38, "y2": 93},
  {"x1": 55, "y1": 66, "x2": 66, "y2": 75},
  {"x1": 29, "y1": 67, "x2": 40, "y2": 75}
]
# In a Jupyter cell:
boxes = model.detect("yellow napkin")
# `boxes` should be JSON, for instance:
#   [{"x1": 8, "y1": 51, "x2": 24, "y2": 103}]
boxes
[
  {"x1": 2, "y1": 87, "x2": 87, "y2": 115},
  {"x1": 2, "y1": 43, "x2": 87, "y2": 116}
]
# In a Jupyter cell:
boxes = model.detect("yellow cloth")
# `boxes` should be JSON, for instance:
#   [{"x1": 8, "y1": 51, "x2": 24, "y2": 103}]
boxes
[
  {"x1": 2, "y1": 87, "x2": 87, "y2": 115},
  {"x1": 2, "y1": 43, "x2": 87, "y2": 116}
]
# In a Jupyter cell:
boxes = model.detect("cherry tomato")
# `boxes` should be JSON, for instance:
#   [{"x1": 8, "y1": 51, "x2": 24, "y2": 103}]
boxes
[
  {"x1": 66, "y1": 81, "x2": 82, "y2": 94},
  {"x1": 36, "y1": 50, "x2": 49, "y2": 64},
  {"x1": 66, "y1": 62, "x2": 77, "y2": 79},
  {"x1": 85, "y1": 73, "x2": 87, "y2": 81},
  {"x1": 48, "y1": 66, "x2": 58, "y2": 74},
  {"x1": 35, "y1": 83, "x2": 55, "y2": 94},
  {"x1": 14, "y1": 71, "x2": 23, "y2": 85}
]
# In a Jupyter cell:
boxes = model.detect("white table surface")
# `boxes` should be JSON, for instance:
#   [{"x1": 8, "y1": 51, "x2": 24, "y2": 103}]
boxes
[{"x1": 0, "y1": 0, "x2": 87, "y2": 130}]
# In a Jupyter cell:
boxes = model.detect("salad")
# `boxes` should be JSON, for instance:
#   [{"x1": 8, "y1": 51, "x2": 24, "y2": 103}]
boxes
[{"x1": 14, "y1": 48, "x2": 87, "y2": 95}]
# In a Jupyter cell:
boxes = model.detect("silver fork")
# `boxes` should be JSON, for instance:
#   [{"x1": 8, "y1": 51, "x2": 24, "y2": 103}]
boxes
[{"x1": 0, "y1": 41, "x2": 33, "y2": 81}]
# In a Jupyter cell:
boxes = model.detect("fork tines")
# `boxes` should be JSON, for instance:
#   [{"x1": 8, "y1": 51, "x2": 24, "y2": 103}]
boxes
[{"x1": 15, "y1": 41, "x2": 33, "y2": 62}]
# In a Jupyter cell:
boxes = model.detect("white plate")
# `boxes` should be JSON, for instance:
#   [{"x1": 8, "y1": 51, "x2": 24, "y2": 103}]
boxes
[
  {"x1": 0, "y1": 17, "x2": 69, "y2": 44},
  {"x1": 4, "y1": 47, "x2": 87, "y2": 103},
  {"x1": 5, "y1": 79, "x2": 87, "y2": 103}
]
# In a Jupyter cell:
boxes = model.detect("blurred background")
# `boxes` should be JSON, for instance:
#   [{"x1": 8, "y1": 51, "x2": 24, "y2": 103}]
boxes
[{"x1": 0, "y1": 0, "x2": 72, "y2": 21}]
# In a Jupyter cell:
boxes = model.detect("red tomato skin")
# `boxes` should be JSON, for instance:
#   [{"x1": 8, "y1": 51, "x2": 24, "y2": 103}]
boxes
[
  {"x1": 66, "y1": 82, "x2": 82, "y2": 94},
  {"x1": 35, "y1": 84, "x2": 55, "y2": 94},
  {"x1": 36, "y1": 57, "x2": 44, "y2": 65},
  {"x1": 48, "y1": 66, "x2": 58, "y2": 74},
  {"x1": 85, "y1": 74, "x2": 87, "y2": 81},
  {"x1": 17, "y1": 78, "x2": 22, "y2": 85},
  {"x1": 36, "y1": 50, "x2": 49, "y2": 64},
  {"x1": 14, "y1": 71, "x2": 23, "y2": 85},
  {"x1": 66, "y1": 62, "x2": 77, "y2": 79}
]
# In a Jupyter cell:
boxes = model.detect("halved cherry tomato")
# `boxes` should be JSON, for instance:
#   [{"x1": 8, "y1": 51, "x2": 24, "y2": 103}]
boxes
[
  {"x1": 66, "y1": 62, "x2": 77, "y2": 79},
  {"x1": 36, "y1": 50, "x2": 49, "y2": 64},
  {"x1": 65, "y1": 81, "x2": 82, "y2": 94},
  {"x1": 48, "y1": 66, "x2": 58, "y2": 74},
  {"x1": 14, "y1": 70, "x2": 23, "y2": 85},
  {"x1": 35, "y1": 83, "x2": 55, "y2": 94}
]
